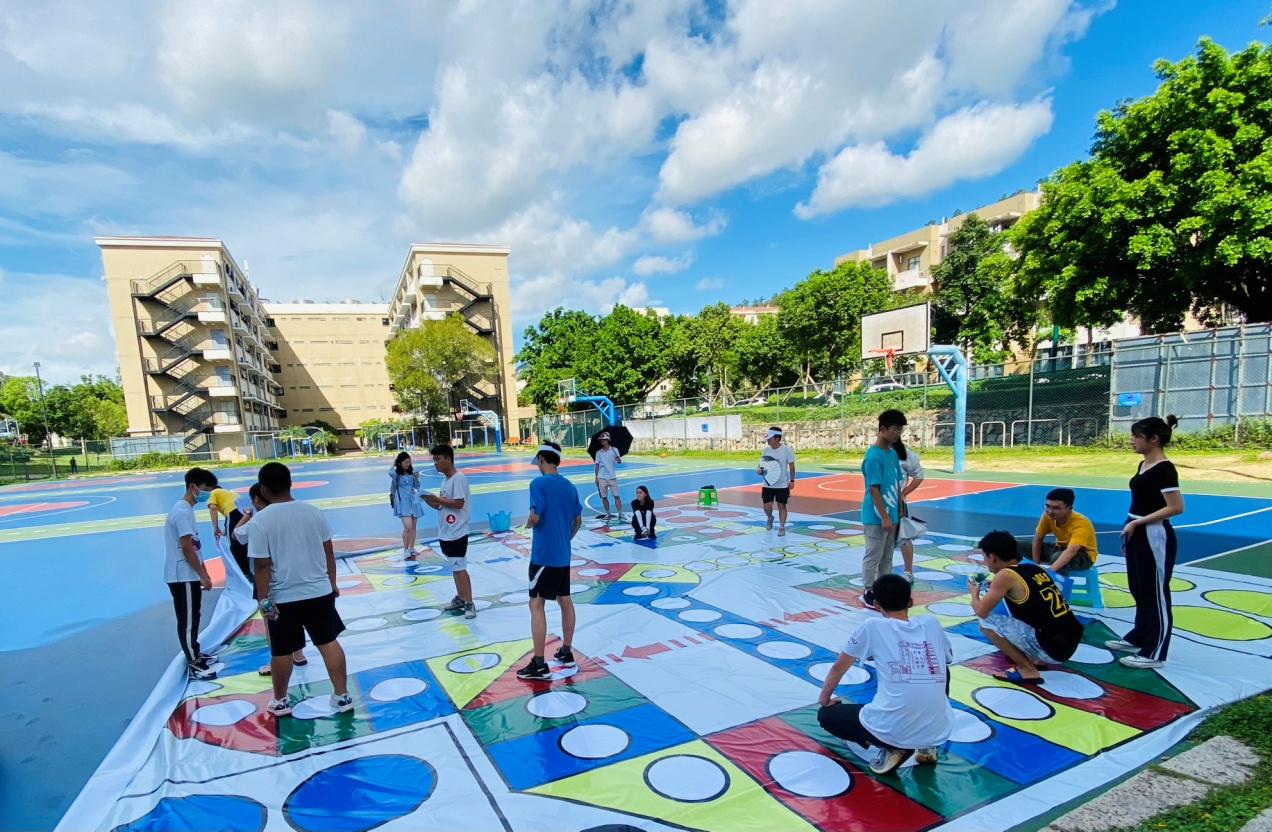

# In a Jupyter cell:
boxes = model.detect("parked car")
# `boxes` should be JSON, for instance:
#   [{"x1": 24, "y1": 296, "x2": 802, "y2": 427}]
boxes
[
  {"x1": 738, "y1": 394, "x2": 768, "y2": 407},
  {"x1": 864, "y1": 382, "x2": 907, "y2": 394}
]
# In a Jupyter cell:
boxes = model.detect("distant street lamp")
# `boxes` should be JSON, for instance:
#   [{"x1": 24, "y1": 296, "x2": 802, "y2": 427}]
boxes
[{"x1": 33, "y1": 362, "x2": 57, "y2": 478}]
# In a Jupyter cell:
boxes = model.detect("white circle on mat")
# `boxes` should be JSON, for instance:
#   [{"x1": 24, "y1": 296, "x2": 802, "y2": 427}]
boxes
[
  {"x1": 767, "y1": 750, "x2": 851, "y2": 798},
  {"x1": 808, "y1": 663, "x2": 870, "y2": 685},
  {"x1": 571, "y1": 558, "x2": 586, "y2": 566},
  {"x1": 560, "y1": 724, "x2": 630, "y2": 759},
  {"x1": 938, "y1": 544, "x2": 970, "y2": 552},
  {"x1": 569, "y1": 584, "x2": 590, "y2": 595},
  {"x1": 500, "y1": 592, "x2": 528, "y2": 604},
  {"x1": 383, "y1": 575, "x2": 417, "y2": 587},
  {"x1": 292, "y1": 696, "x2": 337, "y2": 720},
  {"x1": 191, "y1": 699, "x2": 255, "y2": 726},
  {"x1": 1069, "y1": 643, "x2": 1115, "y2": 664},
  {"x1": 369, "y1": 677, "x2": 428, "y2": 702},
  {"x1": 973, "y1": 687, "x2": 1053, "y2": 720},
  {"x1": 757, "y1": 641, "x2": 812, "y2": 660},
  {"x1": 473, "y1": 599, "x2": 493, "y2": 611},
  {"x1": 816, "y1": 541, "x2": 847, "y2": 550},
  {"x1": 948, "y1": 710, "x2": 993, "y2": 743},
  {"x1": 645, "y1": 755, "x2": 729, "y2": 802},
  {"x1": 717, "y1": 556, "x2": 750, "y2": 565},
  {"x1": 944, "y1": 564, "x2": 982, "y2": 575},
  {"x1": 578, "y1": 568, "x2": 609, "y2": 577},
  {"x1": 641, "y1": 568, "x2": 677, "y2": 578},
  {"x1": 411, "y1": 564, "x2": 444, "y2": 574},
  {"x1": 837, "y1": 528, "x2": 857, "y2": 535},
  {"x1": 527, "y1": 690, "x2": 587, "y2": 719},
  {"x1": 623, "y1": 585, "x2": 660, "y2": 596},
  {"x1": 186, "y1": 680, "x2": 222, "y2": 697},
  {"x1": 715, "y1": 623, "x2": 763, "y2": 639},
  {"x1": 784, "y1": 546, "x2": 816, "y2": 555},
  {"x1": 927, "y1": 602, "x2": 975, "y2": 617},
  {"x1": 685, "y1": 561, "x2": 717, "y2": 571},
  {"x1": 679, "y1": 609, "x2": 722, "y2": 623},
  {"x1": 914, "y1": 538, "x2": 934, "y2": 546},
  {"x1": 914, "y1": 571, "x2": 952, "y2": 581},
  {"x1": 347, "y1": 616, "x2": 388, "y2": 631},
  {"x1": 700, "y1": 527, "x2": 726, "y2": 535},
  {"x1": 1039, "y1": 671, "x2": 1104, "y2": 700},
  {"x1": 673, "y1": 535, "x2": 697, "y2": 542},
  {"x1": 752, "y1": 550, "x2": 784, "y2": 559},
  {"x1": 403, "y1": 607, "x2": 441, "y2": 621},
  {"x1": 447, "y1": 652, "x2": 500, "y2": 673},
  {"x1": 808, "y1": 524, "x2": 835, "y2": 531},
  {"x1": 336, "y1": 580, "x2": 360, "y2": 589},
  {"x1": 651, "y1": 597, "x2": 690, "y2": 610}
]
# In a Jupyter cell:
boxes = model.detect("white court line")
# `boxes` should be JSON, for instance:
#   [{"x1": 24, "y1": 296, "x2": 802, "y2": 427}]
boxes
[
  {"x1": 1174, "y1": 505, "x2": 1272, "y2": 529},
  {"x1": 0, "y1": 496, "x2": 116, "y2": 525},
  {"x1": 1186, "y1": 539, "x2": 1272, "y2": 565}
]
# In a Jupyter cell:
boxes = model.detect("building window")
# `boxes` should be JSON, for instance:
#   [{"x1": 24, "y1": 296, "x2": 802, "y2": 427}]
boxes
[
  {"x1": 302, "y1": 408, "x2": 314, "y2": 412},
  {"x1": 336, "y1": 339, "x2": 353, "y2": 344},
  {"x1": 299, "y1": 385, "x2": 311, "y2": 390},
  {"x1": 319, "y1": 407, "x2": 335, "y2": 412},
  {"x1": 906, "y1": 255, "x2": 921, "y2": 271}
]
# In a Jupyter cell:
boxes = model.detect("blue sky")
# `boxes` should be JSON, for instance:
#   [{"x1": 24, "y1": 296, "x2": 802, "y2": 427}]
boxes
[{"x1": 0, "y1": 0, "x2": 1267, "y2": 383}]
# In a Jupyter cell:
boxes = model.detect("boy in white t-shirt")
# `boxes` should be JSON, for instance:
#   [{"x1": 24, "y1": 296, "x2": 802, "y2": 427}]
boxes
[
  {"x1": 165, "y1": 467, "x2": 219, "y2": 679},
  {"x1": 422, "y1": 444, "x2": 475, "y2": 619},
  {"x1": 817, "y1": 573, "x2": 954, "y2": 774},
  {"x1": 593, "y1": 433, "x2": 623, "y2": 522}
]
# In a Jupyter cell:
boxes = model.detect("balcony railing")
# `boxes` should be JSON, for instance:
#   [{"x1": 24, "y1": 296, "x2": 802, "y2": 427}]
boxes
[{"x1": 892, "y1": 268, "x2": 931, "y2": 291}]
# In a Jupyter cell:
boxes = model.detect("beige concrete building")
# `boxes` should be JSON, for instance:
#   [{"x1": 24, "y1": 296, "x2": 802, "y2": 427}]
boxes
[
  {"x1": 97, "y1": 237, "x2": 285, "y2": 459},
  {"x1": 265, "y1": 302, "x2": 395, "y2": 449},
  {"x1": 730, "y1": 305, "x2": 779, "y2": 324},
  {"x1": 386, "y1": 244, "x2": 532, "y2": 432},
  {"x1": 834, "y1": 191, "x2": 1040, "y2": 292}
]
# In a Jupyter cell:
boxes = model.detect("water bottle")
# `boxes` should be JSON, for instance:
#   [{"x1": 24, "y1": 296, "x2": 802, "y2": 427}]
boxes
[{"x1": 260, "y1": 598, "x2": 278, "y2": 620}]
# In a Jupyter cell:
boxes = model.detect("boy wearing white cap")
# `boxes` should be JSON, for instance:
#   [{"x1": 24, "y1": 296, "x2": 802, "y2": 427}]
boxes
[
  {"x1": 757, "y1": 426, "x2": 796, "y2": 535},
  {"x1": 594, "y1": 432, "x2": 623, "y2": 523}
]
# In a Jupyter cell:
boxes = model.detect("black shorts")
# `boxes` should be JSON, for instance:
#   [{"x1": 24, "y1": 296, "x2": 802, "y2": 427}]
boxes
[
  {"x1": 762, "y1": 487, "x2": 790, "y2": 505},
  {"x1": 528, "y1": 563, "x2": 572, "y2": 600},
  {"x1": 227, "y1": 509, "x2": 250, "y2": 578},
  {"x1": 266, "y1": 592, "x2": 345, "y2": 656},
  {"x1": 439, "y1": 537, "x2": 469, "y2": 558}
]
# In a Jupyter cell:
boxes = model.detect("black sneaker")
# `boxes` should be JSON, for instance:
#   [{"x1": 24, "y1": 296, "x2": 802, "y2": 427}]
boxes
[
  {"x1": 553, "y1": 646, "x2": 577, "y2": 667},
  {"x1": 516, "y1": 659, "x2": 551, "y2": 680},
  {"x1": 444, "y1": 595, "x2": 464, "y2": 611},
  {"x1": 648, "y1": 532, "x2": 656, "y2": 541},
  {"x1": 189, "y1": 662, "x2": 218, "y2": 680},
  {"x1": 860, "y1": 590, "x2": 875, "y2": 609}
]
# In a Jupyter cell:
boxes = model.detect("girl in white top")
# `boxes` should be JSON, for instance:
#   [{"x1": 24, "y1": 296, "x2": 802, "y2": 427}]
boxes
[{"x1": 895, "y1": 439, "x2": 925, "y2": 583}]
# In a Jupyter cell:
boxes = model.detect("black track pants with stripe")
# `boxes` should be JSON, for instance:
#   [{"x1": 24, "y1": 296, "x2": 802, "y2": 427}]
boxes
[
  {"x1": 1123, "y1": 519, "x2": 1176, "y2": 661},
  {"x1": 168, "y1": 581, "x2": 203, "y2": 664}
]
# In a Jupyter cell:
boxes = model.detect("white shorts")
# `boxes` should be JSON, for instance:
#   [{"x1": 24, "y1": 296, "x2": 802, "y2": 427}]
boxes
[
  {"x1": 597, "y1": 478, "x2": 619, "y2": 501},
  {"x1": 979, "y1": 613, "x2": 1060, "y2": 665}
]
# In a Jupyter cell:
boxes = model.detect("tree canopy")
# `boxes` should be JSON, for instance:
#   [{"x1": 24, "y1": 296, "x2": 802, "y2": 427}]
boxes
[
  {"x1": 0, "y1": 374, "x2": 127, "y2": 443},
  {"x1": 778, "y1": 260, "x2": 894, "y2": 385},
  {"x1": 385, "y1": 314, "x2": 496, "y2": 425}
]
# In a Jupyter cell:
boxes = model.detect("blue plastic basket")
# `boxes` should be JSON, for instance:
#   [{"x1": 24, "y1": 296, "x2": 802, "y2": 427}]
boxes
[{"x1": 487, "y1": 511, "x2": 512, "y2": 533}]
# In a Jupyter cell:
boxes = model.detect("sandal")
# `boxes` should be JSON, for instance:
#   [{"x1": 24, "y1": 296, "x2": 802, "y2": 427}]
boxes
[
  {"x1": 258, "y1": 664, "x2": 272, "y2": 676},
  {"x1": 994, "y1": 668, "x2": 1042, "y2": 686},
  {"x1": 293, "y1": 656, "x2": 308, "y2": 666}
]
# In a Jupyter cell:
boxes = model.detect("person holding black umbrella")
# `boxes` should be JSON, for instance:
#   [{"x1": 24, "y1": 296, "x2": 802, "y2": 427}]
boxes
[{"x1": 593, "y1": 432, "x2": 623, "y2": 522}]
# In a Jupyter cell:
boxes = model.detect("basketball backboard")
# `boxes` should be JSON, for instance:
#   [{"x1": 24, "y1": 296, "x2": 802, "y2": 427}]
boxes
[
  {"x1": 556, "y1": 378, "x2": 578, "y2": 405},
  {"x1": 861, "y1": 303, "x2": 931, "y2": 358}
]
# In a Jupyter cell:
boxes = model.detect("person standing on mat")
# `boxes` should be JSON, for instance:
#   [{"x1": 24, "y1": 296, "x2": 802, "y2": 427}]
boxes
[
  {"x1": 518, "y1": 442, "x2": 583, "y2": 680},
  {"x1": 1107, "y1": 415, "x2": 1185, "y2": 669},
  {"x1": 165, "y1": 467, "x2": 218, "y2": 680},
  {"x1": 860, "y1": 411, "x2": 905, "y2": 607},
  {"x1": 234, "y1": 483, "x2": 309, "y2": 675},
  {"x1": 817, "y1": 574, "x2": 953, "y2": 774},
  {"x1": 422, "y1": 444, "x2": 476, "y2": 620},
  {"x1": 594, "y1": 432, "x2": 623, "y2": 523},
  {"x1": 895, "y1": 438, "x2": 925, "y2": 583},
  {"x1": 757, "y1": 427, "x2": 796, "y2": 535},
  {"x1": 630, "y1": 485, "x2": 657, "y2": 540},
  {"x1": 1018, "y1": 488, "x2": 1099, "y2": 576},
  {"x1": 969, "y1": 530, "x2": 1084, "y2": 685},
  {"x1": 389, "y1": 451, "x2": 423, "y2": 557},
  {"x1": 250, "y1": 462, "x2": 353, "y2": 717}
]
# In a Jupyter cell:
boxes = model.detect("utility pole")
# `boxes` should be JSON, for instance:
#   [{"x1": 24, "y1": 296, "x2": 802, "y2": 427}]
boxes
[{"x1": 33, "y1": 362, "x2": 57, "y2": 479}]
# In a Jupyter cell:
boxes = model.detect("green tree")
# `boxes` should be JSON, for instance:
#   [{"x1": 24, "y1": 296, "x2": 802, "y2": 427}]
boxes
[
  {"x1": 734, "y1": 314, "x2": 799, "y2": 390},
  {"x1": 515, "y1": 309, "x2": 600, "y2": 411},
  {"x1": 386, "y1": 314, "x2": 496, "y2": 424},
  {"x1": 931, "y1": 213, "x2": 1040, "y2": 363},
  {"x1": 83, "y1": 398, "x2": 128, "y2": 438},
  {"x1": 0, "y1": 376, "x2": 47, "y2": 444},
  {"x1": 574, "y1": 305, "x2": 667, "y2": 405},
  {"x1": 664, "y1": 303, "x2": 745, "y2": 401},
  {"x1": 1014, "y1": 38, "x2": 1272, "y2": 331},
  {"x1": 357, "y1": 418, "x2": 389, "y2": 450},
  {"x1": 778, "y1": 261, "x2": 893, "y2": 387}
]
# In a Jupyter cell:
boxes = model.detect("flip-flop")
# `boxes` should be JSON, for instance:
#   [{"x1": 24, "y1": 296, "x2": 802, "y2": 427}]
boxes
[
  {"x1": 293, "y1": 657, "x2": 309, "y2": 666},
  {"x1": 994, "y1": 668, "x2": 1042, "y2": 685}
]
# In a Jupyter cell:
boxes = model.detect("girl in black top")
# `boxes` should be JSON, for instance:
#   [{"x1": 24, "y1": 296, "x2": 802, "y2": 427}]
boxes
[
  {"x1": 1107, "y1": 415, "x2": 1185, "y2": 669},
  {"x1": 631, "y1": 486, "x2": 656, "y2": 540}
]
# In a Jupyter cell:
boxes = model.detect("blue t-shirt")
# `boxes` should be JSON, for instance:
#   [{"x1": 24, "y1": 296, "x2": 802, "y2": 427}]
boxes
[
  {"x1": 861, "y1": 444, "x2": 902, "y2": 525},
  {"x1": 529, "y1": 474, "x2": 582, "y2": 566}
]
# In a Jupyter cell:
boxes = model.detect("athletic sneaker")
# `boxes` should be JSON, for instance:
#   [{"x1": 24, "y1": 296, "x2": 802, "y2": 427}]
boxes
[
  {"x1": 188, "y1": 662, "x2": 218, "y2": 681},
  {"x1": 778, "y1": 527, "x2": 786, "y2": 536},
  {"x1": 915, "y1": 746, "x2": 940, "y2": 765},
  {"x1": 860, "y1": 590, "x2": 876, "y2": 609},
  {"x1": 464, "y1": 602, "x2": 477, "y2": 620},
  {"x1": 903, "y1": 571, "x2": 915, "y2": 584},
  {"x1": 765, "y1": 517, "x2": 774, "y2": 531},
  {"x1": 1119, "y1": 655, "x2": 1165, "y2": 669},
  {"x1": 330, "y1": 693, "x2": 354, "y2": 713},
  {"x1": 553, "y1": 646, "x2": 577, "y2": 667},
  {"x1": 617, "y1": 513, "x2": 626, "y2": 522},
  {"x1": 444, "y1": 595, "x2": 465, "y2": 611},
  {"x1": 266, "y1": 697, "x2": 293, "y2": 717},
  {"x1": 870, "y1": 747, "x2": 914, "y2": 775},
  {"x1": 516, "y1": 659, "x2": 552, "y2": 680},
  {"x1": 1105, "y1": 639, "x2": 1138, "y2": 653}
]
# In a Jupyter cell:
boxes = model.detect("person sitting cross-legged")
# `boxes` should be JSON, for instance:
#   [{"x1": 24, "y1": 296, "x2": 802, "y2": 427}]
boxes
[
  {"x1": 816, "y1": 574, "x2": 954, "y2": 775},
  {"x1": 970, "y1": 529, "x2": 1085, "y2": 686},
  {"x1": 1017, "y1": 487, "x2": 1099, "y2": 576}
]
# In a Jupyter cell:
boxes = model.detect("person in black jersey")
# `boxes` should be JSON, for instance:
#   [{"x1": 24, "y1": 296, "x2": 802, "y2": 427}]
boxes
[
  {"x1": 968, "y1": 530, "x2": 1084, "y2": 685},
  {"x1": 1106, "y1": 415, "x2": 1185, "y2": 669},
  {"x1": 630, "y1": 486, "x2": 656, "y2": 540}
]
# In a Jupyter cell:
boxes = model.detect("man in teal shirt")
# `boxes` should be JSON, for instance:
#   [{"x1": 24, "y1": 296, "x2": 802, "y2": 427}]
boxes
[{"x1": 860, "y1": 410, "x2": 906, "y2": 607}]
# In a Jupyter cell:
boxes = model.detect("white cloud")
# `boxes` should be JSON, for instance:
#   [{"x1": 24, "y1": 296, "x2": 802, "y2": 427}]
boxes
[
  {"x1": 326, "y1": 109, "x2": 368, "y2": 153},
  {"x1": 794, "y1": 100, "x2": 1055, "y2": 217},
  {"x1": 695, "y1": 277, "x2": 724, "y2": 291},
  {"x1": 511, "y1": 273, "x2": 651, "y2": 323},
  {"x1": 633, "y1": 253, "x2": 694, "y2": 276},
  {"x1": 641, "y1": 206, "x2": 727, "y2": 244},
  {"x1": 0, "y1": 272, "x2": 118, "y2": 382}
]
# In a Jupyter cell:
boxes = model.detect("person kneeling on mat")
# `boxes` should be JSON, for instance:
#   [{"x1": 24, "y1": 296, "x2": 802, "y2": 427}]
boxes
[
  {"x1": 816, "y1": 574, "x2": 953, "y2": 774},
  {"x1": 969, "y1": 530, "x2": 1085, "y2": 686}
]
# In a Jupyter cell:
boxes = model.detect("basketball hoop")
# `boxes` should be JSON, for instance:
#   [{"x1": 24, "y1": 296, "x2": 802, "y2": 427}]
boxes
[
  {"x1": 869, "y1": 348, "x2": 896, "y2": 373},
  {"x1": 557, "y1": 403, "x2": 566, "y2": 414},
  {"x1": 453, "y1": 411, "x2": 465, "y2": 423}
]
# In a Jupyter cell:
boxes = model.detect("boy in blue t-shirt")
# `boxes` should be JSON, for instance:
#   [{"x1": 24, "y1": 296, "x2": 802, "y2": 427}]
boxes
[
  {"x1": 518, "y1": 441, "x2": 584, "y2": 680},
  {"x1": 860, "y1": 410, "x2": 906, "y2": 608}
]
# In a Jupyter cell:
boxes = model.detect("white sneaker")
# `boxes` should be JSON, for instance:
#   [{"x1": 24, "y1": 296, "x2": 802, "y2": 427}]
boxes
[
  {"x1": 765, "y1": 517, "x2": 774, "y2": 530},
  {"x1": 1105, "y1": 639, "x2": 1138, "y2": 653},
  {"x1": 869, "y1": 747, "x2": 914, "y2": 775},
  {"x1": 266, "y1": 697, "x2": 293, "y2": 717},
  {"x1": 617, "y1": 513, "x2": 626, "y2": 522},
  {"x1": 330, "y1": 693, "x2": 354, "y2": 713},
  {"x1": 464, "y1": 602, "x2": 477, "y2": 620},
  {"x1": 903, "y1": 571, "x2": 915, "y2": 584},
  {"x1": 1119, "y1": 655, "x2": 1164, "y2": 669}
]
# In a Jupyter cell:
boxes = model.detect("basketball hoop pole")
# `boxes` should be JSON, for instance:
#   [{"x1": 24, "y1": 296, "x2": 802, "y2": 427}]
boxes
[{"x1": 928, "y1": 345, "x2": 968, "y2": 473}]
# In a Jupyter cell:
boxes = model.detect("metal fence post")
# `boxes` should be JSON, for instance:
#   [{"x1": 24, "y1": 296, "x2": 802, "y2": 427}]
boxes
[
  {"x1": 921, "y1": 383, "x2": 928, "y2": 449},
  {"x1": 1026, "y1": 356, "x2": 1035, "y2": 447},
  {"x1": 1235, "y1": 330, "x2": 1246, "y2": 445}
]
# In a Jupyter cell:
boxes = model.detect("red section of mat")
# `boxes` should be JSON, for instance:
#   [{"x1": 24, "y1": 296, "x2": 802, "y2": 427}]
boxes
[
  {"x1": 0, "y1": 500, "x2": 88, "y2": 517},
  {"x1": 231, "y1": 480, "x2": 326, "y2": 493},
  {"x1": 169, "y1": 691, "x2": 278, "y2": 755},
  {"x1": 680, "y1": 474, "x2": 1018, "y2": 516},
  {"x1": 707, "y1": 717, "x2": 941, "y2": 832}
]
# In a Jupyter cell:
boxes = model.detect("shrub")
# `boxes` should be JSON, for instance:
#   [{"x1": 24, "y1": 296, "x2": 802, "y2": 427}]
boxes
[{"x1": 108, "y1": 451, "x2": 189, "y2": 471}]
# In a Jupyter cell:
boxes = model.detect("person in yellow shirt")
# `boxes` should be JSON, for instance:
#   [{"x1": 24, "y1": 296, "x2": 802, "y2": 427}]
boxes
[
  {"x1": 206, "y1": 481, "x2": 249, "y2": 578},
  {"x1": 1017, "y1": 488, "x2": 1098, "y2": 575}
]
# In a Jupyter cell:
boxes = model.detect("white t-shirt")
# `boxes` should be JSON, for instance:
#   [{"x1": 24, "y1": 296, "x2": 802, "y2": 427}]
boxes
[
  {"x1": 899, "y1": 451, "x2": 925, "y2": 484},
  {"x1": 246, "y1": 500, "x2": 335, "y2": 603},
  {"x1": 842, "y1": 615, "x2": 954, "y2": 749},
  {"x1": 164, "y1": 499, "x2": 202, "y2": 583},
  {"x1": 759, "y1": 443, "x2": 796, "y2": 489},
  {"x1": 232, "y1": 505, "x2": 257, "y2": 546},
  {"x1": 595, "y1": 447, "x2": 621, "y2": 480},
  {"x1": 437, "y1": 471, "x2": 471, "y2": 541}
]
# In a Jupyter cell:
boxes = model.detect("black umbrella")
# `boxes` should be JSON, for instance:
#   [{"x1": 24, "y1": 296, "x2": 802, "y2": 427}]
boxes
[{"x1": 588, "y1": 425, "x2": 633, "y2": 459}]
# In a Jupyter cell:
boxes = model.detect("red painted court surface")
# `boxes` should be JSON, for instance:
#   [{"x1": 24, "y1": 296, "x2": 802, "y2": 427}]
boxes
[
  {"x1": 695, "y1": 473, "x2": 1015, "y2": 515},
  {"x1": 0, "y1": 500, "x2": 89, "y2": 517}
]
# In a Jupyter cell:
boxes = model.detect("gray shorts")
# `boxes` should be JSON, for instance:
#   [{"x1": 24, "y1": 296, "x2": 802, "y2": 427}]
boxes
[
  {"x1": 597, "y1": 478, "x2": 619, "y2": 501},
  {"x1": 979, "y1": 613, "x2": 1061, "y2": 665}
]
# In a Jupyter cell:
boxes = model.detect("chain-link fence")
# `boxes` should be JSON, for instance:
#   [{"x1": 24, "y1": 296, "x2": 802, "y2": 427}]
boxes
[
  {"x1": 1, "y1": 439, "x2": 116, "y2": 484},
  {"x1": 537, "y1": 352, "x2": 1113, "y2": 452}
]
